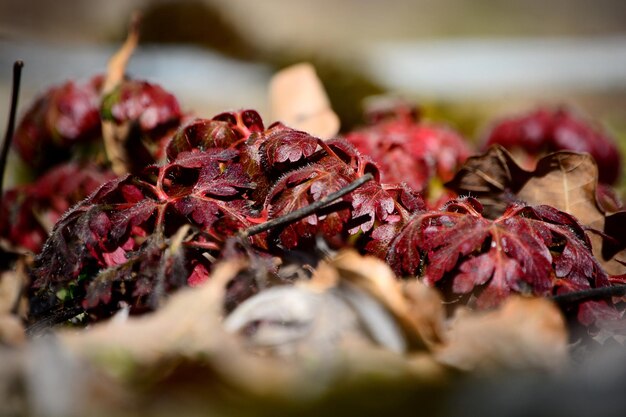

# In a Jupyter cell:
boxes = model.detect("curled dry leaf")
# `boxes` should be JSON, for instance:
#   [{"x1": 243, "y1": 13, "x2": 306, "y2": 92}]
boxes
[
  {"x1": 269, "y1": 63, "x2": 340, "y2": 140},
  {"x1": 99, "y1": 15, "x2": 182, "y2": 175},
  {"x1": 328, "y1": 250, "x2": 445, "y2": 349},
  {"x1": 435, "y1": 297, "x2": 568, "y2": 372},
  {"x1": 225, "y1": 258, "x2": 409, "y2": 357},
  {"x1": 0, "y1": 315, "x2": 25, "y2": 346},
  {"x1": 101, "y1": 15, "x2": 140, "y2": 175}
]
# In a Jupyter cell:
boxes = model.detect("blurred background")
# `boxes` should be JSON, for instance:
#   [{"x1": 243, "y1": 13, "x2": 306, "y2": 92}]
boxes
[{"x1": 1, "y1": 0, "x2": 626, "y2": 149}]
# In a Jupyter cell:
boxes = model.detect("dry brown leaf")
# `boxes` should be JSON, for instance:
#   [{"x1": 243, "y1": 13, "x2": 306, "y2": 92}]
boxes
[
  {"x1": 0, "y1": 270, "x2": 21, "y2": 316},
  {"x1": 402, "y1": 281, "x2": 446, "y2": 348},
  {"x1": 0, "y1": 315, "x2": 25, "y2": 346},
  {"x1": 101, "y1": 14, "x2": 140, "y2": 175},
  {"x1": 327, "y1": 250, "x2": 445, "y2": 350},
  {"x1": 445, "y1": 145, "x2": 526, "y2": 217},
  {"x1": 515, "y1": 153, "x2": 625, "y2": 274},
  {"x1": 435, "y1": 297, "x2": 568, "y2": 372},
  {"x1": 0, "y1": 263, "x2": 28, "y2": 345},
  {"x1": 517, "y1": 153, "x2": 602, "y2": 228},
  {"x1": 269, "y1": 63, "x2": 340, "y2": 140}
]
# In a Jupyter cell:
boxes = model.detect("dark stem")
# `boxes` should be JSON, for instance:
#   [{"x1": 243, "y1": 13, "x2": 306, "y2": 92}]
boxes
[
  {"x1": 240, "y1": 173, "x2": 374, "y2": 238},
  {"x1": 551, "y1": 285, "x2": 626, "y2": 305},
  {"x1": 0, "y1": 61, "x2": 23, "y2": 198}
]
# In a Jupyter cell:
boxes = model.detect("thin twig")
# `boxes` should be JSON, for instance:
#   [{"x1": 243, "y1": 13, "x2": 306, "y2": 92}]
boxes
[
  {"x1": 551, "y1": 285, "x2": 626, "y2": 305},
  {"x1": 0, "y1": 61, "x2": 23, "y2": 197},
  {"x1": 239, "y1": 173, "x2": 374, "y2": 238}
]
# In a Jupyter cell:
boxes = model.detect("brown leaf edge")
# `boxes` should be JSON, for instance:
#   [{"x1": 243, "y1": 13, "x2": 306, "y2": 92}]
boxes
[{"x1": 101, "y1": 14, "x2": 141, "y2": 176}]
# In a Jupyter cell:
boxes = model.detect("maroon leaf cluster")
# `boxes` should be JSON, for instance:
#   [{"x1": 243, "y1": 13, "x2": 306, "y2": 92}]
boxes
[
  {"x1": 101, "y1": 79, "x2": 183, "y2": 163},
  {"x1": 30, "y1": 110, "x2": 424, "y2": 321},
  {"x1": 344, "y1": 107, "x2": 472, "y2": 193},
  {"x1": 369, "y1": 197, "x2": 616, "y2": 327},
  {"x1": 13, "y1": 75, "x2": 183, "y2": 173},
  {"x1": 484, "y1": 107, "x2": 621, "y2": 184},
  {"x1": 12, "y1": 76, "x2": 104, "y2": 171},
  {"x1": 11, "y1": 71, "x2": 623, "y2": 337},
  {"x1": 1, "y1": 75, "x2": 185, "y2": 255},
  {"x1": 0, "y1": 163, "x2": 115, "y2": 253}
]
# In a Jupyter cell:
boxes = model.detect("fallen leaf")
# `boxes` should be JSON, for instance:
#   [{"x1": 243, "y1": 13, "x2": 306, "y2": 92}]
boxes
[
  {"x1": 444, "y1": 145, "x2": 527, "y2": 217},
  {"x1": 515, "y1": 153, "x2": 625, "y2": 275},
  {"x1": 0, "y1": 315, "x2": 25, "y2": 346},
  {"x1": 435, "y1": 297, "x2": 568, "y2": 372},
  {"x1": 328, "y1": 250, "x2": 445, "y2": 349},
  {"x1": 269, "y1": 63, "x2": 340, "y2": 140},
  {"x1": 0, "y1": 260, "x2": 29, "y2": 344},
  {"x1": 101, "y1": 14, "x2": 140, "y2": 175}
]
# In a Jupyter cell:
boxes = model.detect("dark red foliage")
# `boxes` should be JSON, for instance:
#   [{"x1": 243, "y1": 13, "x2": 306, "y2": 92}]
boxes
[
  {"x1": 31, "y1": 147, "x2": 255, "y2": 319},
  {"x1": 12, "y1": 76, "x2": 103, "y2": 171},
  {"x1": 28, "y1": 109, "x2": 430, "y2": 320},
  {"x1": 12, "y1": 75, "x2": 184, "y2": 174},
  {"x1": 345, "y1": 109, "x2": 472, "y2": 192},
  {"x1": 101, "y1": 79, "x2": 184, "y2": 164},
  {"x1": 484, "y1": 107, "x2": 621, "y2": 184},
  {"x1": 377, "y1": 198, "x2": 613, "y2": 326},
  {"x1": 100, "y1": 79, "x2": 182, "y2": 133},
  {"x1": 166, "y1": 118, "x2": 239, "y2": 160},
  {"x1": 260, "y1": 122, "x2": 319, "y2": 166},
  {"x1": 0, "y1": 163, "x2": 115, "y2": 253},
  {"x1": 261, "y1": 135, "x2": 414, "y2": 248},
  {"x1": 212, "y1": 109, "x2": 265, "y2": 138},
  {"x1": 263, "y1": 153, "x2": 356, "y2": 247}
]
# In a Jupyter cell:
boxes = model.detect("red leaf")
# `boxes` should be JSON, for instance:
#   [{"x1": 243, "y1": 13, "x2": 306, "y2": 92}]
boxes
[
  {"x1": 260, "y1": 122, "x2": 320, "y2": 165},
  {"x1": 166, "y1": 118, "x2": 238, "y2": 160},
  {"x1": 32, "y1": 138, "x2": 257, "y2": 316},
  {"x1": 0, "y1": 162, "x2": 115, "y2": 253},
  {"x1": 385, "y1": 198, "x2": 610, "y2": 316},
  {"x1": 349, "y1": 180, "x2": 395, "y2": 233},
  {"x1": 345, "y1": 111, "x2": 472, "y2": 191},
  {"x1": 264, "y1": 157, "x2": 355, "y2": 247}
]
